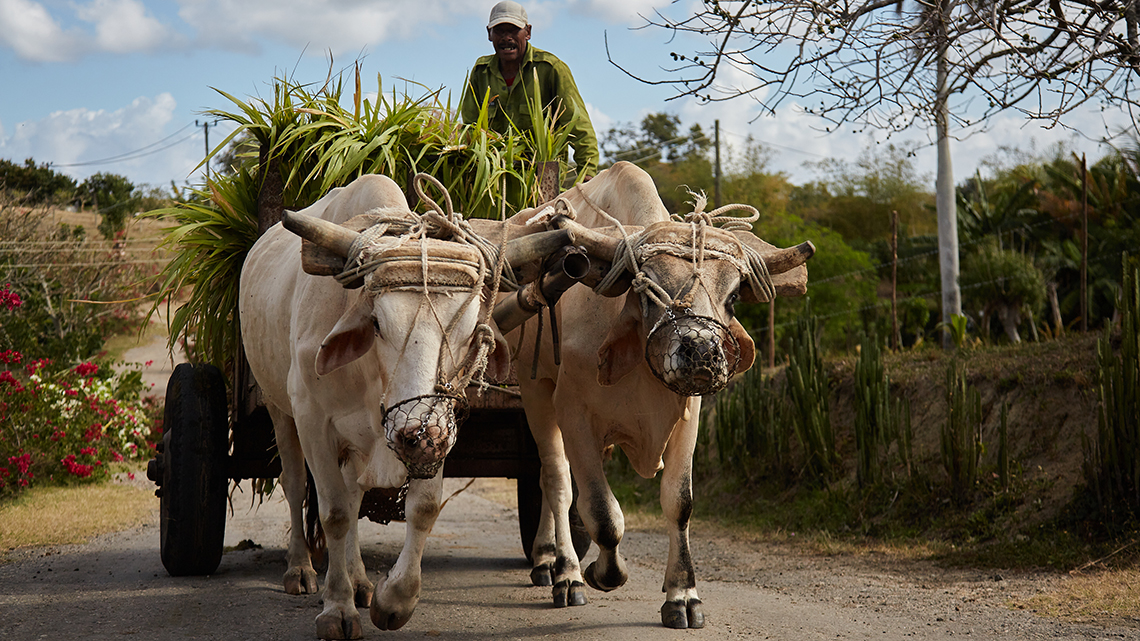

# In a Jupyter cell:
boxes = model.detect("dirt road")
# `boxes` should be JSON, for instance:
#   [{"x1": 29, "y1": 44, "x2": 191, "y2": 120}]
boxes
[{"x1": 1, "y1": 475, "x2": 1134, "y2": 641}]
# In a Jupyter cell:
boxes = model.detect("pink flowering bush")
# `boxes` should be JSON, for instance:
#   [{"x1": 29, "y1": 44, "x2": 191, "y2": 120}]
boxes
[
  {"x1": 0, "y1": 348, "x2": 158, "y2": 497},
  {"x1": 1, "y1": 196, "x2": 165, "y2": 497}
]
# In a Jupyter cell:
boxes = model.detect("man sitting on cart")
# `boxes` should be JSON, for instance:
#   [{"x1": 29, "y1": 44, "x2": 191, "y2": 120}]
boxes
[{"x1": 461, "y1": 0, "x2": 599, "y2": 180}]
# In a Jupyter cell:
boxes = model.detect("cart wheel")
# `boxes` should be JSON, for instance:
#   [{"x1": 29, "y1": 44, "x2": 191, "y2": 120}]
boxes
[
  {"x1": 158, "y1": 362, "x2": 230, "y2": 576},
  {"x1": 518, "y1": 475, "x2": 591, "y2": 563}
]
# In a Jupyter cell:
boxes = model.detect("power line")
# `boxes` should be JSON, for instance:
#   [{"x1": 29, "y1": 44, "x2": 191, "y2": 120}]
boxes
[
  {"x1": 717, "y1": 126, "x2": 827, "y2": 159},
  {"x1": 50, "y1": 123, "x2": 199, "y2": 168}
]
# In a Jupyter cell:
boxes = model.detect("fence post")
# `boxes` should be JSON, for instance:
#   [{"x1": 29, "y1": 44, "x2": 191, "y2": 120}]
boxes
[{"x1": 891, "y1": 210, "x2": 900, "y2": 351}]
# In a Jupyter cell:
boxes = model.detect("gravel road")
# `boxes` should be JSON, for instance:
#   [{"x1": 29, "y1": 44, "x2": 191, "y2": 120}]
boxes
[
  {"x1": 1, "y1": 475, "x2": 1136, "y2": 641},
  {"x1": 4, "y1": 325, "x2": 1132, "y2": 640}
]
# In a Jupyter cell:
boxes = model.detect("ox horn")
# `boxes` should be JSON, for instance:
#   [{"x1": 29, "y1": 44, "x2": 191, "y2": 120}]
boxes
[
  {"x1": 733, "y1": 232, "x2": 816, "y2": 303},
  {"x1": 282, "y1": 209, "x2": 359, "y2": 258}
]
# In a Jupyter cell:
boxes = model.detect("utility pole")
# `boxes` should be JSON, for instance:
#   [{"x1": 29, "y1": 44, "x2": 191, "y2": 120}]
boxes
[
  {"x1": 196, "y1": 119, "x2": 212, "y2": 183},
  {"x1": 1080, "y1": 153, "x2": 1088, "y2": 332},
  {"x1": 714, "y1": 120, "x2": 722, "y2": 208}
]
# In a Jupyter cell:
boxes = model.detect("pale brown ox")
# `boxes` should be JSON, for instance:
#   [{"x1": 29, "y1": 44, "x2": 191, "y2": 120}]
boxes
[
  {"x1": 506, "y1": 161, "x2": 811, "y2": 628},
  {"x1": 239, "y1": 173, "x2": 572, "y2": 639}
]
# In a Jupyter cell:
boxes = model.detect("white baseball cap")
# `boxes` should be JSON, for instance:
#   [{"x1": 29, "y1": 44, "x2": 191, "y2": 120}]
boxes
[{"x1": 488, "y1": 1, "x2": 528, "y2": 29}]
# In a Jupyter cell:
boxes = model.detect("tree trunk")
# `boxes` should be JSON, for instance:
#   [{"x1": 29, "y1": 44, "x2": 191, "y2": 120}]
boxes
[
  {"x1": 935, "y1": 1, "x2": 962, "y2": 350},
  {"x1": 997, "y1": 305, "x2": 1022, "y2": 343},
  {"x1": 1047, "y1": 281, "x2": 1063, "y2": 337}
]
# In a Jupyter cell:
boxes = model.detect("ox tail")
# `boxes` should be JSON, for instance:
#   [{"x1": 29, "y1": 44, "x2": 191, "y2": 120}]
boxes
[{"x1": 303, "y1": 465, "x2": 327, "y2": 565}]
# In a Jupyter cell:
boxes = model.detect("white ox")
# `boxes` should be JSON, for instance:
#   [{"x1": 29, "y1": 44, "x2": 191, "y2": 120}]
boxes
[
  {"x1": 240, "y1": 174, "x2": 564, "y2": 639},
  {"x1": 507, "y1": 161, "x2": 812, "y2": 628}
]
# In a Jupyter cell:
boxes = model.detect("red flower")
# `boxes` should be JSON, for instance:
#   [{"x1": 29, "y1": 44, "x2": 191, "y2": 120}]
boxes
[
  {"x1": 0, "y1": 349, "x2": 22, "y2": 364},
  {"x1": 0, "y1": 284, "x2": 22, "y2": 311},
  {"x1": 111, "y1": 451, "x2": 124, "y2": 462},
  {"x1": 0, "y1": 370, "x2": 23, "y2": 391},
  {"x1": 60, "y1": 454, "x2": 95, "y2": 478},
  {"x1": 80, "y1": 446, "x2": 97, "y2": 457},
  {"x1": 83, "y1": 424, "x2": 103, "y2": 442},
  {"x1": 9, "y1": 453, "x2": 32, "y2": 475},
  {"x1": 73, "y1": 362, "x2": 99, "y2": 378}
]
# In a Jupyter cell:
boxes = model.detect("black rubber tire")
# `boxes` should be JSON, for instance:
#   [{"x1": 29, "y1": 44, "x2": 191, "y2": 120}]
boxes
[
  {"x1": 159, "y1": 362, "x2": 230, "y2": 576},
  {"x1": 518, "y1": 475, "x2": 591, "y2": 563}
]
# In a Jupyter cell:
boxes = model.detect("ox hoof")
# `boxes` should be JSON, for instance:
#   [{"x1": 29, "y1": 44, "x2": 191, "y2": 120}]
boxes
[
  {"x1": 370, "y1": 605, "x2": 415, "y2": 631},
  {"x1": 315, "y1": 609, "x2": 363, "y2": 640},
  {"x1": 583, "y1": 560, "x2": 627, "y2": 592},
  {"x1": 552, "y1": 580, "x2": 587, "y2": 608},
  {"x1": 354, "y1": 580, "x2": 375, "y2": 608},
  {"x1": 530, "y1": 563, "x2": 554, "y2": 586},
  {"x1": 661, "y1": 598, "x2": 704, "y2": 629},
  {"x1": 370, "y1": 578, "x2": 418, "y2": 632},
  {"x1": 284, "y1": 567, "x2": 319, "y2": 595}
]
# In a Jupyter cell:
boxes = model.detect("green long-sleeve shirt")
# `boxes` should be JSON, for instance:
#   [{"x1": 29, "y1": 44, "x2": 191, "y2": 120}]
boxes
[{"x1": 461, "y1": 45, "x2": 599, "y2": 176}]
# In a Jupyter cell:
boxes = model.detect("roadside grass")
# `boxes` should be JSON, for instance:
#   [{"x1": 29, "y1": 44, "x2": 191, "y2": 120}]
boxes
[
  {"x1": 0, "y1": 477, "x2": 155, "y2": 554},
  {"x1": 1014, "y1": 569, "x2": 1140, "y2": 625}
]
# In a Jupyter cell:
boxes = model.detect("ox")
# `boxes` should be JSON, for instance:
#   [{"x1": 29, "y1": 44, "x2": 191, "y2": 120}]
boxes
[
  {"x1": 506, "y1": 161, "x2": 813, "y2": 628},
  {"x1": 239, "y1": 173, "x2": 571, "y2": 639}
]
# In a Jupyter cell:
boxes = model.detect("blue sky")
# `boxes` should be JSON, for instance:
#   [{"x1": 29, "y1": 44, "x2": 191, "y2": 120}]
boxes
[{"x1": 0, "y1": 0, "x2": 1132, "y2": 192}]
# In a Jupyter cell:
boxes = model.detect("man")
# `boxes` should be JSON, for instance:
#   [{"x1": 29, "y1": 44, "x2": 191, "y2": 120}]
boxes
[{"x1": 461, "y1": 1, "x2": 599, "y2": 179}]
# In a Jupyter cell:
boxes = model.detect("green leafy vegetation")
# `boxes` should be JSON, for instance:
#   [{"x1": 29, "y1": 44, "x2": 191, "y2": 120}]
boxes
[
  {"x1": 1083, "y1": 253, "x2": 1140, "y2": 527},
  {"x1": 144, "y1": 66, "x2": 563, "y2": 369}
]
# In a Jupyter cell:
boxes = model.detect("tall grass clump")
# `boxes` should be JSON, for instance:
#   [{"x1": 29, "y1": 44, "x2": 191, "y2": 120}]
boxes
[
  {"x1": 143, "y1": 168, "x2": 261, "y2": 370},
  {"x1": 941, "y1": 358, "x2": 983, "y2": 504},
  {"x1": 785, "y1": 309, "x2": 838, "y2": 484},
  {"x1": 144, "y1": 63, "x2": 560, "y2": 371},
  {"x1": 853, "y1": 336, "x2": 912, "y2": 489},
  {"x1": 1083, "y1": 253, "x2": 1140, "y2": 524},
  {"x1": 707, "y1": 366, "x2": 791, "y2": 484}
]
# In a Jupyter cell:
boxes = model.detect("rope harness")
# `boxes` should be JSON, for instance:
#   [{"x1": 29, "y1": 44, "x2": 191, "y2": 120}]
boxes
[
  {"x1": 335, "y1": 173, "x2": 510, "y2": 477},
  {"x1": 570, "y1": 187, "x2": 776, "y2": 396}
]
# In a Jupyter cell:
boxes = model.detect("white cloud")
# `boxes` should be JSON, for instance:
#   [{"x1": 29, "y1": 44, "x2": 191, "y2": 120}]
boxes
[
  {"x1": 585, "y1": 101, "x2": 612, "y2": 137},
  {"x1": 176, "y1": 0, "x2": 481, "y2": 55},
  {"x1": 0, "y1": 93, "x2": 205, "y2": 186},
  {"x1": 0, "y1": 0, "x2": 88, "y2": 61},
  {"x1": 563, "y1": 0, "x2": 672, "y2": 26},
  {"x1": 0, "y1": 0, "x2": 179, "y2": 61},
  {"x1": 75, "y1": 0, "x2": 177, "y2": 53}
]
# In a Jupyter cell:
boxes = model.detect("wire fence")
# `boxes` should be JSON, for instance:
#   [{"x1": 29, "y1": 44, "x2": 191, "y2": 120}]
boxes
[{"x1": 3, "y1": 179, "x2": 1133, "y2": 334}]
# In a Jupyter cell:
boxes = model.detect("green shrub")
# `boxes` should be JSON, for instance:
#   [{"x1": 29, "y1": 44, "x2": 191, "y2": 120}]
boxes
[
  {"x1": 706, "y1": 366, "x2": 791, "y2": 484},
  {"x1": 1083, "y1": 253, "x2": 1140, "y2": 524},
  {"x1": 1, "y1": 197, "x2": 157, "y2": 365},
  {"x1": 0, "y1": 348, "x2": 156, "y2": 497},
  {"x1": 785, "y1": 309, "x2": 839, "y2": 484},
  {"x1": 941, "y1": 358, "x2": 983, "y2": 504},
  {"x1": 854, "y1": 336, "x2": 912, "y2": 488}
]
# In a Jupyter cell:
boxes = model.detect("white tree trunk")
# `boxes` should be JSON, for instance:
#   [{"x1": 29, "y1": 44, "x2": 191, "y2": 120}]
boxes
[{"x1": 935, "y1": 4, "x2": 961, "y2": 350}]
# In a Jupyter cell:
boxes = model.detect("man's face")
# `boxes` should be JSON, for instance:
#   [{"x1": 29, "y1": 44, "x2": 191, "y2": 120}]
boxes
[{"x1": 488, "y1": 23, "x2": 531, "y2": 66}]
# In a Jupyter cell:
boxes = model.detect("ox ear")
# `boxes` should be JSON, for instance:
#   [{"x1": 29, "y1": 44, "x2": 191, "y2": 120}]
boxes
[
  {"x1": 483, "y1": 322, "x2": 513, "y2": 383},
  {"x1": 315, "y1": 294, "x2": 375, "y2": 376},
  {"x1": 728, "y1": 317, "x2": 756, "y2": 375},
  {"x1": 597, "y1": 292, "x2": 644, "y2": 387}
]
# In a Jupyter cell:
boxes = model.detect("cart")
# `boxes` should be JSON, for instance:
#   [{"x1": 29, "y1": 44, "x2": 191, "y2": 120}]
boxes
[{"x1": 145, "y1": 160, "x2": 589, "y2": 577}]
